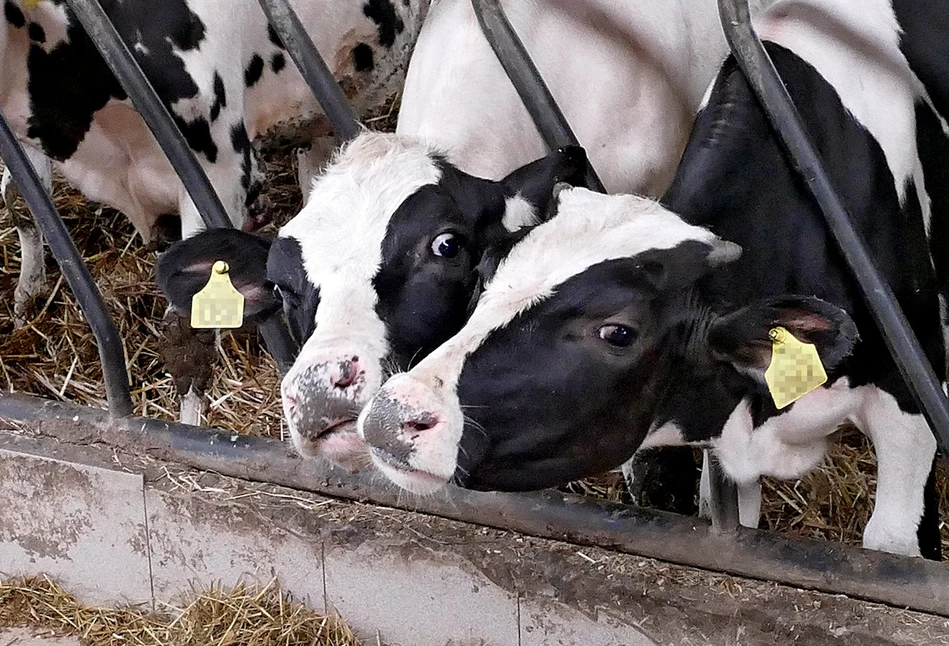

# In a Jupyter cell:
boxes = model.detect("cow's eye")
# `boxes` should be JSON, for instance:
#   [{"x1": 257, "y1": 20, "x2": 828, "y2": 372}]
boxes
[
  {"x1": 598, "y1": 324, "x2": 637, "y2": 348},
  {"x1": 431, "y1": 232, "x2": 460, "y2": 258}
]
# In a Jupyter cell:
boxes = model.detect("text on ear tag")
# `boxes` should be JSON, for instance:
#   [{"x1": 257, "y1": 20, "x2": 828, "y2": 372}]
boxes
[
  {"x1": 190, "y1": 260, "x2": 244, "y2": 329},
  {"x1": 764, "y1": 326, "x2": 827, "y2": 409}
]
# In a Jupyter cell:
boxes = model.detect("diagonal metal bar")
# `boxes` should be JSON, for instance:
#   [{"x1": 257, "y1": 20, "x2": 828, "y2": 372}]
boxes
[
  {"x1": 258, "y1": 0, "x2": 362, "y2": 142},
  {"x1": 0, "y1": 110, "x2": 132, "y2": 417},
  {"x1": 65, "y1": 0, "x2": 298, "y2": 371},
  {"x1": 718, "y1": 0, "x2": 949, "y2": 451},
  {"x1": 65, "y1": 0, "x2": 231, "y2": 231},
  {"x1": 470, "y1": 0, "x2": 606, "y2": 193}
]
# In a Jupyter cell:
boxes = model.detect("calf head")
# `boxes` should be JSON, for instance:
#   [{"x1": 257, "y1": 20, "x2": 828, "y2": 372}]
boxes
[
  {"x1": 358, "y1": 187, "x2": 858, "y2": 494},
  {"x1": 157, "y1": 132, "x2": 587, "y2": 468}
]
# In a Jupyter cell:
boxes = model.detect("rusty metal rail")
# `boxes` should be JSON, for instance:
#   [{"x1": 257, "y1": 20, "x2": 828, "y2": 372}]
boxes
[{"x1": 2, "y1": 391, "x2": 948, "y2": 616}]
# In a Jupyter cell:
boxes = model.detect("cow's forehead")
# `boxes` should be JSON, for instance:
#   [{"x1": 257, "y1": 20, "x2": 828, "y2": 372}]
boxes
[
  {"x1": 477, "y1": 188, "x2": 718, "y2": 323},
  {"x1": 277, "y1": 132, "x2": 443, "y2": 287},
  {"x1": 410, "y1": 187, "x2": 720, "y2": 382}
]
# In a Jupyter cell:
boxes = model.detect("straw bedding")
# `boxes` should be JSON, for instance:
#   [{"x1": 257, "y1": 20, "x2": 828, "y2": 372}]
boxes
[
  {"x1": 0, "y1": 576, "x2": 360, "y2": 646},
  {"x1": 0, "y1": 98, "x2": 946, "y2": 553}
]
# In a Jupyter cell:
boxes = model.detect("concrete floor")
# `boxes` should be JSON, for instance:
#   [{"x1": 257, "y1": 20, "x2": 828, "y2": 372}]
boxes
[{"x1": 0, "y1": 629, "x2": 80, "y2": 646}]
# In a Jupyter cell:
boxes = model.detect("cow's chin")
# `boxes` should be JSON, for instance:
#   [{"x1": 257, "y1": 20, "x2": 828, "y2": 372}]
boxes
[
  {"x1": 369, "y1": 450, "x2": 452, "y2": 495},
  {"x1": 290, "y1": 422, "x2": 368, "y2": 472}
]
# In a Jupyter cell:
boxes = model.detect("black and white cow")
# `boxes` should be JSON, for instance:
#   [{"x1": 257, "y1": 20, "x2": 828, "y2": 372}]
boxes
[
  {"x1": 0, "y1": 0, "x2": 429, "y2": 316},
  {"x1": 158, "y1": 0, "x2": 747, "y2": 472},
  {"x1": 357, "y1": 0, "x2": 949, "y2": 559}
]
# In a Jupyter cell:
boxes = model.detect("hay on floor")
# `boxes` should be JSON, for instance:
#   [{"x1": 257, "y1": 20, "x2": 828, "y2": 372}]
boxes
[{"x1": 0, "y1": 576, "x2": 360, "y2": 646}]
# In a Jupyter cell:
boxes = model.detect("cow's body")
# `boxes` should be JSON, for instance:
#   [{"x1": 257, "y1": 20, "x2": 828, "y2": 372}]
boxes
[
  {"x1": 358, "y1": 0, "x2": 948, "y2": 559},
  {"x1": 158, "y1": 0, "x2": 750, "y2": 467},
  {"x1": 1, "y1": 0, "x2": 428, "y2": 314}
]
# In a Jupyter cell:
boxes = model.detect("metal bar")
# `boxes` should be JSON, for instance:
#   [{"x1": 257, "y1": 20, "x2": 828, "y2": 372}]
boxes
[
  {"x1": 470, "y1": 0, "x2": 606, "y2": 193},
  {"x1": 2, "y1": 391, "x2": 947, "y2": 616},
  {"x1": 257, "y1": 0, "x2": 361, "y2": 142},
  {"x1": 65, "y1": 0, "x2": 297, "y2": 370},
  {"x1": 707, "y1": 453, "x2": 740, "y2": 532},
  {"x1": 0, "y1": 119, "x2": 132, "y2": 417},
  {"x1": 717, "y1": 0, "x2": 949, "y2": 451},
  {"x1": 65, "y1": 0, "x2": 231, "y2": 231}
]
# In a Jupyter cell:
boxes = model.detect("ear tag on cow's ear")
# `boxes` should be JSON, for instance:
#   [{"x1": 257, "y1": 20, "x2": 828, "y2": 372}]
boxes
[
  {"x1": 764, "y1": 326, "x2": 827, "y2": 409},
  {"x1": 23, "y1": 0, "x2": 41, "y2": 8},
  {"x1": 190, "y1": 261, "x2": 244, "y2": 329}
]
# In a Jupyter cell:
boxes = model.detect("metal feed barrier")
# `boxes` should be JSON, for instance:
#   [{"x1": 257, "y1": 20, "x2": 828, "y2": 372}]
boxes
[{"x1": 1, "y1": 0, "x2": 949, "y2": 616}]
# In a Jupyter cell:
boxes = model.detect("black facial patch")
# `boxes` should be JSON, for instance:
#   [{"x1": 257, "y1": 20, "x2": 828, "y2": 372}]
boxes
[
  {"x1": 244, "y1": 53, "x2": 265, "y2": 87},
  {"x1": 271, "y1": 52, "x2": 286, "y2": 74},
  {"x1": 210, "y1": 72, "x2": 226, "y2": 122},
  {"x1": 352, "y1": 43, "x2": 375, "y2": 72},
  {"x1": 25, "y1": 0, "x2": 208, "y2": 161},
  {"x1": 268, "y1": 236, "x2": 320, "y2": 343},
  {"x1": 455, "y1": 257, "x2": 690, "y2": 491},
  {"x1": 363, "y1": 0, "x2": 404, "y2": 48},
  {"x1": 27, "y1": 21, "x2": 45, "y2": 44},
  {"x1": 372, "y1": 162, "x2": 508, "y2": 368},
  {"x1": 4, "y1": 1, "x2": 24, "y2": 28}
]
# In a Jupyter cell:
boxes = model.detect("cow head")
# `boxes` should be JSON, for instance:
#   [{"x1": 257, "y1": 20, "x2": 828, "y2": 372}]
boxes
[
  {"x1": 157, "y1": 132, "x2": 587, "y2": 469},
  {"x1": 357, "y1": 187, "x2": 858, "y2": 494}
]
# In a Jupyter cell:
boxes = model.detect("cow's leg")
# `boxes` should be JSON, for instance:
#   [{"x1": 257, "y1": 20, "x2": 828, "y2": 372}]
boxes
[
  {"x1": 858, "y1": 386, "x2": 939, "y2": 559},
  {"x1": 2, "y1": 147, "x2": 52, "y2": 324}
]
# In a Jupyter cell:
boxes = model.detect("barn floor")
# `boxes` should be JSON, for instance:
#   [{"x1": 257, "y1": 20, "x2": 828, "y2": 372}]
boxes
[
  {"x1": 1, "y1": 418, "x2": 948, "y2": 646},
  {"x1": 0, "y1": 125, "x2": 948, "y2": 554}
]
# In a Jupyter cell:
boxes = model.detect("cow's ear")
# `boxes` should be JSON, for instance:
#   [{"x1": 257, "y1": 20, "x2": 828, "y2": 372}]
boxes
[
  {"x1": 156, "y1": 229, "x2": 280, "y2": 322},
  {"x1": 707, "y1": 296, "x2": 859, "y2": 376},
  {"x1": 500, "y1": 146, "x2": 589, "y2": 230},
  {"x1": 466, "y1": 227, "x2": 533, "y2": 316}
]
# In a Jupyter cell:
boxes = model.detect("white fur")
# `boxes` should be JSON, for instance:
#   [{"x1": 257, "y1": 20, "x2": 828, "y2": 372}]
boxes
[
  {"x1": 501, "y1": 194, "x2": 539, "y2": 231},
  {"x1": 279, "y1": 133, "x2": 443, "y2": 417},
  {"x1": 0, "y1": 0, "x2": 429, "y2": 240}
]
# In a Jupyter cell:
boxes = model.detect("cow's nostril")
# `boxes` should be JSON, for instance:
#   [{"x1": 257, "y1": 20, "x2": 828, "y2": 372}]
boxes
[
  {"x1": 401, "y1": 413, "x2": 438, "y2": 434},
  {"x1": 332, "y1": 358, "x2": 360, "y2": 389}
]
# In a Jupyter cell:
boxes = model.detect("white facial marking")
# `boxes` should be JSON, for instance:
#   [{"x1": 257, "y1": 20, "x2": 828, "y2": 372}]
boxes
[
  {"x1": 501, "y1": 193, "x2": 539, "y2": 231},
  {"x1": 279, "y1": 132, "x2": 444, "y2": 414}
]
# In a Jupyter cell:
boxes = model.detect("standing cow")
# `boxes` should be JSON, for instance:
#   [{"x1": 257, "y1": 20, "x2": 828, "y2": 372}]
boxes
[
  {"x1": 158, "y1": 0, "x2": 755, "y2": 505},
  {"x1": 0, "y1": 0, "x2": 429, "y2": 318},
  {"x1": 357, "y1": 0, "x2": 949, "y2": 560}
]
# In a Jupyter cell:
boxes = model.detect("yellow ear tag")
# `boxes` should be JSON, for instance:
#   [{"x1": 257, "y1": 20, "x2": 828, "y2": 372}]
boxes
[
  {"x1": 23, "y1": 0, "x2": 41, "y2": 8},
  {"x1": 190, "y1": 261, "x2": 244, "y2": 329},
  {"x1": 764, "y1": 326, "x2": 827, "y2": 409}
]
